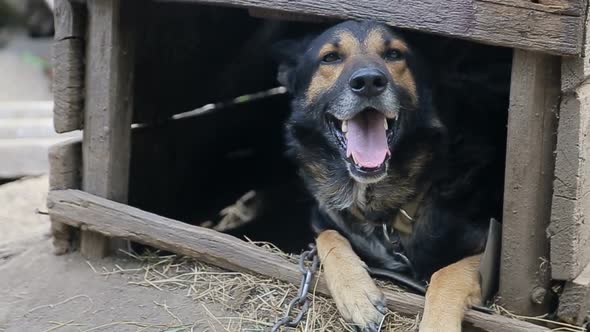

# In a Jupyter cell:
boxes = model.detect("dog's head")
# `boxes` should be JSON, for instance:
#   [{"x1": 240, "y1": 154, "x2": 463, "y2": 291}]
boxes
[{"x1": 276, "y1": 20, "x2": 443, "y2": 191}]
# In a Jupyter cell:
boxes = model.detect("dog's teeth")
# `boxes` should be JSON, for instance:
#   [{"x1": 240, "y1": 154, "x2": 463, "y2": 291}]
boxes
[
  {"x1": 384, "y1": 118, "x2": 388, "y2": 130},
  {"x1": 342, "y1": 120, "x2": 348, "y2": 133}
]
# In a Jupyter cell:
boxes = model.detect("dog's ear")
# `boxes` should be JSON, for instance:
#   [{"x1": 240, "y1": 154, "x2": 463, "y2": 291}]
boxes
[{"x1": 272, "y1": 37, "x2": 313, "y2": 92}]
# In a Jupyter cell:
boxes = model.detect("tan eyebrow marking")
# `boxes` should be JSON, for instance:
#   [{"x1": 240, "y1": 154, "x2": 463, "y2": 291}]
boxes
[
  {"x1": 307, "y1": 31, "x2": 361, "y2": 103},
  {"x1": 365, "y1": 28, "x2": 386, "y2": 54},
  {"x1": 390, "y1": 39, "x2": 409, "y2": 53}
]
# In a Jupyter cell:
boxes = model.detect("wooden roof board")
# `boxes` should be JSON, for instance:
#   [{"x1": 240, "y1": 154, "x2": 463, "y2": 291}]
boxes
[{"x1": 160, "y1": 0, "x2": 587, "y2": 55}]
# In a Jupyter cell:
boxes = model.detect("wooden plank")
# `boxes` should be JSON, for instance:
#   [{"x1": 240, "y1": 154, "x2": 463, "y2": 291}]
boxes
[
  {"x1": 47, "y1": 189, "x2": 550, "y2": 332},
  {"x1": 53, "y1": 0, "x2": 86, "y2": 133},
  {"x1": 480, "y1": 0, "x2": 585, "y2": 16},
  {"x1": 53, "y1": 38, "x2": 84, "y2": 133},
  {"x1": 549, "y1": 84, "x2": 590, "y2": 280},
  {"x1": 53, "y1": 0, "x2": 86, "y2": 41},
  {"x1": 49, "y1": 137, "x2": 82, "y2": 191},
  {"x1": 499, "y1": 50, "x2": 561, "y2": 315},
  {"x1": 550, "y1": 6, "x2": 590, "y2": 280},
  {"x1": 171, "y1": 0, "x2": 584, "y2": 55},
  {"x1": 81, "y1": 0, "x2": 138, "y2": 258},
  {"x1": 48, "y1": 138, "x2": 82, "y2": 255},
  {"x1": 562, "y1": 5, "x2": 590, "y2": 92},
  {"x1": 558, "y1": 262, "x2": 590, "y2": 325}
]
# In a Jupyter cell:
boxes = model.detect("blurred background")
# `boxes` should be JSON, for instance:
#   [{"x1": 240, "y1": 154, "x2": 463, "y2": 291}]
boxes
[{"x1": 0, "y1": 0, "x2": 63, "y2": 249}]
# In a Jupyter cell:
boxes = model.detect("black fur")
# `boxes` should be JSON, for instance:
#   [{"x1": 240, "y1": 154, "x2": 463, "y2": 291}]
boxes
[{"x1": 275, "y1": 21, "x2": 510, "y2": 281}]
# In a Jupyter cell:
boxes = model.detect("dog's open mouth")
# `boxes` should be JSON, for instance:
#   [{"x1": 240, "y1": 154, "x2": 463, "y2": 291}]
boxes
[{"x1": 328, "y1": 108, "x2": 396, "y2": 175}]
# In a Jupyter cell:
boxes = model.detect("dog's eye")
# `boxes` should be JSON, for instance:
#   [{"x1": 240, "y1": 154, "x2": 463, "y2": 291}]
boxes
[
  {"x1": 384, "y1": 49, "x2": 402, "y2": 61},
  {"x1": 321, "y1": 52, "x2": 341, "y2": 64}
]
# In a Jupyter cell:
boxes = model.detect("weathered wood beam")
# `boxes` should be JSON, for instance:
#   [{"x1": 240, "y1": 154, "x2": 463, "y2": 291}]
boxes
[
  {"x1": 47, "y1": 189, "x2": 550, "y2": 332},
  {"x1": 81, "y1": 0, "x2": 138, "y2": 258},
  {"x1": 480, "y1": 0, "x2": 585, "y2": 16},
  {"x1": 499, "y1": 50, "x2": 561, "y2": 315},
  {"x1": 550, "y1": 84, "x2": 590, "y2": 281},
  {"x1": 53, "y1": 0, "x2": 86, "y2": 133},
  {"x1": 166, "y1": 0, "x2": 585, "y2": 55},
  {"x1": 550, "y1": 7, "x2": 590, "y2": 282},
  {"x1": 558, "y1": 262, "x2": 590, "y2": 325},
  {"x1": 48, "y1": 138, "x2": 82, "y2": 255}
]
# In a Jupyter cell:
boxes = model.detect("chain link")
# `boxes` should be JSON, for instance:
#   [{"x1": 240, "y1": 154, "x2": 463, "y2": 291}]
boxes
[{"x1": 271, "y1": 244, "x2": 319, "y2": 332}]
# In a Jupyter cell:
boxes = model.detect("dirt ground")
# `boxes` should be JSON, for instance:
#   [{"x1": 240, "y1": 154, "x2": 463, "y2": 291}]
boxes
[
  {"x1": 0, "y1": 177, "x2": 229, "y2": 332},
  {"x1": 0, "y1": 177, "x2": 423, "y2": 332}
]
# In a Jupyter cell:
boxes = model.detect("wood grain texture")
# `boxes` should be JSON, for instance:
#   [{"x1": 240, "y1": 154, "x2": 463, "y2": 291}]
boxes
[
  {"x1": 550, "y1": 3, "x2": 590, "y2": 281},
  {"x1": 172, "y1": 0, "x2": 584, "y2": 55},
  {"x1": 53, "y1": 0, "x2": 86, "y2": 133},
  {"x1": 561, "y1": 5, "x2": 590, "y2": 92},
  {"x1": 550, "y1": 84, "x2": 590, "y2": 280},
  {"x1": 53, "y1": 0, "x2": 86, "y2": 41},
  {"x1": 558, "y1": 262, "x2": 590, "y2": 325},
  {"x1": 48, "y1": 138, "x2": 82, "y2": 255},
  {"x1": 53, "y1": 38, "x2": 84, "y2": 133},
  {"x1": 81, "y1": 0, "x2": 138, "y2": 258},
  {"x1": 47, "y1": 189, "x2": 550, "y2": 332},
  {"x1": 49, "y1": 137, "x2": 82, "y2": 191},
  {"x1": 499, "y1": 50, "x2": 560, "y2": 315},
  {"x1": 480, "y1": 0, "x2": 585, "y2": 16}
]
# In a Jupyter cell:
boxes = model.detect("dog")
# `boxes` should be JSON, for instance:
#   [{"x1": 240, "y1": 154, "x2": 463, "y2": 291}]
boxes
[{"x1": 274, "y1": 20, "x2": 509, "y2": 331}]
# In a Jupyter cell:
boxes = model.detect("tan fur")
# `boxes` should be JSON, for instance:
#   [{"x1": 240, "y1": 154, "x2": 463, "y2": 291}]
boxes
[
  {"x1": 390, "y1": 39, "x2": 409, "y2": 53},
  {"x1": 316, "y1": 230, "x2": 385, "y2": 328},
  {"x1": 365, "y1": 28, "x2": 386, "y2": 54},
  {"x1": 419, "y1": 254, "x2": 483, "y2": 332},
  {"x1": 366, "y1": 30, "x2": 417, "y2": 102},
  {"x1": 338, "y1": 31, "x2": 361, "y2": 55},
  {"x1": 383, "y1": 39, "x2": 416, "y2": 103},
  {"x1": 307, "y1": 29, "x2": 417, "y2": 104},
  {"x1": 306, "y1": 32, "x2": 360, "y2": 103}
]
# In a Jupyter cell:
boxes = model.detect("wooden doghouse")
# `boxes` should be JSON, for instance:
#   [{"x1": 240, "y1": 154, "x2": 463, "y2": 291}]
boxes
[{"x1": 48, "y1": 0, "x2": 590, "y2": 330}]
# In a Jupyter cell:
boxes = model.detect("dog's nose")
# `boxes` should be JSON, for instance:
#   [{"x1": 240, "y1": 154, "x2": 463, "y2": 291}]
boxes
[{"x1": 349, "y1": 69, "x2": 388, "y2": 97}]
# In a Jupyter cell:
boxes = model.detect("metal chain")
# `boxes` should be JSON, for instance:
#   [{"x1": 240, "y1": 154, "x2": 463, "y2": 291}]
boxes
[{"x1": 271, "y1": 244, "x2": 319, "y2": 332}]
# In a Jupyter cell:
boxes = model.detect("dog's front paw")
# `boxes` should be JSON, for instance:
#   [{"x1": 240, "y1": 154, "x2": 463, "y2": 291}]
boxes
[
  {"x1": 419, "y1": 320, "x2": 461, "y2": 332},
  {"x1": 329, "y1": 266, "x2": 386, "y2": 331}
]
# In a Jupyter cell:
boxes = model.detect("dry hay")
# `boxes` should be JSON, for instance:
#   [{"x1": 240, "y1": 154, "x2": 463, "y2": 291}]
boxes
[
  {"x1": 84, "y1": 241, "x2": 588, "y2": 332},
  {"x1": 86, "y1": 241, "x2": 419, "y2": 332}
]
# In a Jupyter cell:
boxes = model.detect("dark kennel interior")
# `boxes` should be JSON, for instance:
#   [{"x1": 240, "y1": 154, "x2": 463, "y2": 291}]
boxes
[{"x1": 126, "y1": 2, "x2": 513, "y2": 254}]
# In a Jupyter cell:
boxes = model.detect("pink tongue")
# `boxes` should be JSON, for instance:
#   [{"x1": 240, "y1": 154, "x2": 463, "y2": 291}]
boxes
[{"x1": 346, "y1": 110, "x2": 390, "y2": 168}]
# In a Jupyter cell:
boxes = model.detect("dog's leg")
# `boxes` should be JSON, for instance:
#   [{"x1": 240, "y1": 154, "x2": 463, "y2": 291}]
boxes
[
  {"x1": 317, "y1": 230, "x2": 385, "y2": 332},
  {"x1": 419, "y1": 254, "x2": 483, "y2": 332}
]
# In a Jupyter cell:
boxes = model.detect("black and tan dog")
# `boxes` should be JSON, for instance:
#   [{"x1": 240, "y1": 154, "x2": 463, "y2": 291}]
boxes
[{"x1": 275, "y1": 20, "x2": 508, "y2": 331}]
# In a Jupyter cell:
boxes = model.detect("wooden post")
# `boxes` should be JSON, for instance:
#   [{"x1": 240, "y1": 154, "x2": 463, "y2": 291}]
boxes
[
  {"x1": 499, "y1": 50, "x2": 560, "y2": 315},
  {"x1": 48, "y1": 138, "x2": 82, "y2": 255},
  {"x1": 81, "y1": 0, "x2": 137, "y2": 258},
  {"x1": 558, "y1": 262, "x2": 590, "y2": 325},
  {"x1": 53, "y1": 0, "x2": 86, "y2": 133},
  {"x1": 552, "y1": 12, "x2": 590, "y2": 322},
  {"x1": 549, "y1": 14, "x2": 590, "y2": 280}
]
